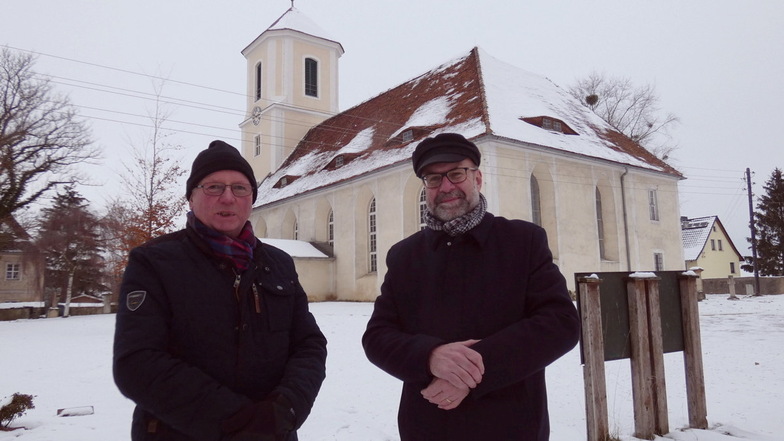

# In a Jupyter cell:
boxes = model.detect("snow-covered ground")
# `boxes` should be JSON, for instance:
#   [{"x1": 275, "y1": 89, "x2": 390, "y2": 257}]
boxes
[{"x1": 1, "y1": 294, "x2": 782, "y2": 441}]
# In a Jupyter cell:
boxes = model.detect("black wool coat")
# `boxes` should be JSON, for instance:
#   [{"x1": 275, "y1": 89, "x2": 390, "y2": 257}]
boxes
[
  {"x1": 363, "y1": 213, "x2": 580, "y2": 441},
  {"x1": 113, "y1": 226, "x2": 327, "y2": 441}
]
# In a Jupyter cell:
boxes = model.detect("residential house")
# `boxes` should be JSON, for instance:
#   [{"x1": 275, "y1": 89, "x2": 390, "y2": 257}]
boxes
[
  {"x1": 241, "y1": 7, "x2": 686, "y2": 301},
  {"x1": 0, "y1": 216, "x2": 44, "y2": 304},
  {"x1": 681, "y1": 215, "x2": 743, "y2": 279}
]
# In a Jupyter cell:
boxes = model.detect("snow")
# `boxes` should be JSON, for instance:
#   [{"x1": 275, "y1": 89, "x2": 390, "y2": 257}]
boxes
[
  {"x1": 1, "y1": 294, "x2": 782, "y2": 441},
  {"x1": 261, "y1": 239, "x2": 329, "y2": 258},
  {"x1": 267, "y1": 7, "x2": 339, "y2": 44}
]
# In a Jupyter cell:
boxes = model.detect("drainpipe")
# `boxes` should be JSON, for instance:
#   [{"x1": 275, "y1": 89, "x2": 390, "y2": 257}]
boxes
[{"x1": 620, "y1": 168, "x2": 632, "y2": 270}]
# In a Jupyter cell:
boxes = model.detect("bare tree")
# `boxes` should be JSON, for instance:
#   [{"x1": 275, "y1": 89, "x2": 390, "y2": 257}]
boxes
[
  {"x1": 0, "y1": 48, "x2": 99, "y2": 221},
  {"x1": 569, "y1": 72, "x2": 679, "y2": 159},
  {"x1": 105, "y1": 81, "x2": 187, "y2": 269},
  {"x1": 121, "y1": 81, "x2": 187, "y2": 243}
]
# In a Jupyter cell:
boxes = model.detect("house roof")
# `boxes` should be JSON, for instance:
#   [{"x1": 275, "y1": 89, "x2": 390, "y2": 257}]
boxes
[
  {"x1": 681, "y1": 215, "x2": 743, "y2": 261},
  {"x1": 254, "y1": 47, "x2": 682, "y2": 207}
]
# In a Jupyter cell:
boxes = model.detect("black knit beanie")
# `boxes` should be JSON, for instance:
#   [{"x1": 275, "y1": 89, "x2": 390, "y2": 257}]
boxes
[{"x1": 186, "y1": 140, "x2": 258, "y2": 202}]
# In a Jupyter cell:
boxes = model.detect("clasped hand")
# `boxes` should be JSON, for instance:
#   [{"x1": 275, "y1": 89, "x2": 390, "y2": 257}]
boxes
[{"x1": 422, "y1": 339, "x2": 484, "y2": 410}]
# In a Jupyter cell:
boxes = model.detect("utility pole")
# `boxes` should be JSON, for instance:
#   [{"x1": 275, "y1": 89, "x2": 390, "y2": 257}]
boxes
[{"x1": 746, "y1": 168, "x2": 761, "y2": 295}]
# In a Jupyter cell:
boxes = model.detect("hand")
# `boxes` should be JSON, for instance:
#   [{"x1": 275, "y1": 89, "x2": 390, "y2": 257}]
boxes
[
  {"x1": 222, "y1": 392, "x2": 295, "y2": 441},
  {"x1": 421, "y1": 377, "x2": 470, "y2": 410},
  {"x1": 428, "y1": 339, "x2": 484, "y2": 389}
]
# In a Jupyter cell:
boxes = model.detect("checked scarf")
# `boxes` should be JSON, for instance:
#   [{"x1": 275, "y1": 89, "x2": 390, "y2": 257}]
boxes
[
  {"x1": 424, "y1": 193, "x2": 487, "y2": 237},
  {"x1": 187, "y1": 211, "x2": 257, "y2": 271}
]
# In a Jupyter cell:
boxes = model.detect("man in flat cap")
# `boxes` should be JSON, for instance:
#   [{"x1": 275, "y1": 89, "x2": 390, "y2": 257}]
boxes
[
  {"x1": 363, "y1": 133, "x2": 579, "y2": 440},
  {"x1": 114, "y1": 140, "x2": 327, "y2": 441}
]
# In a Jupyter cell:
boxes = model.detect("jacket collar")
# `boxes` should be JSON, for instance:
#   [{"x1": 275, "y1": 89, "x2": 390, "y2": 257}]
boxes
[{"x1": 426, "y1": 212, "x2": 494, "y2": 250}]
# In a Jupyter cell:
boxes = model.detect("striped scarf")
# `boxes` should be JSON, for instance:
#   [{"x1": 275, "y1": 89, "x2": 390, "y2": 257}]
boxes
[
  {"x1": 187, "y1": 211, "x2": 257, "y2": 271},
  {"x1": 425, "y1": 193, "x2": 487, "y2": 237}
]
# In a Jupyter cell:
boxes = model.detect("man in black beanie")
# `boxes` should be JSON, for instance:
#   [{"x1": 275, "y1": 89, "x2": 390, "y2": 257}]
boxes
[{"x1": 114, "y1": 140, "x2": 327, "y2": 441}]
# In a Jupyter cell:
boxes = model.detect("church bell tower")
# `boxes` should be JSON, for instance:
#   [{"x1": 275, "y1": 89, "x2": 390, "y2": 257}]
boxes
[{"x1": 239, "y1": 7, "x2": 344, "y2": 182}]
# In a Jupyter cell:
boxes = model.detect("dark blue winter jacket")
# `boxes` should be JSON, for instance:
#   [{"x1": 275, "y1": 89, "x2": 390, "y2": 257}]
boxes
[
  {"x1": 113, "y1": 225, "x2": 327, "y2": 441},
  {"x1": 363, "y1": 212, "x2": 580, "y2": 441}
]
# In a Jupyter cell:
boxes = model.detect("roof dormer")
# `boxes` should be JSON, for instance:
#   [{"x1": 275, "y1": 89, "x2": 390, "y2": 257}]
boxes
[{"x1": 521, "y1": 116, "x2": 578, "y2": 135}]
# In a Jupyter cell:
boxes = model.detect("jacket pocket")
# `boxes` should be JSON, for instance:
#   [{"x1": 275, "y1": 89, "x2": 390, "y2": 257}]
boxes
[{"x1": 258, "y1": 278, "x2": 295, "y2": 331}]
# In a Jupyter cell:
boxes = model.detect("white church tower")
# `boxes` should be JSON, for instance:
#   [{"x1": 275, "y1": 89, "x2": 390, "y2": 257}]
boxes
[{"x1": 240, "y1": 7, "x2": 344, "y2": 181}]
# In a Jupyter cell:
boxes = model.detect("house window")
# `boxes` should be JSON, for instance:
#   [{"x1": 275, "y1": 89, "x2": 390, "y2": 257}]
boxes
[
  {"x1": 596, "y1": 187, "x2": 606, "y2": 260},
  {"x1": 730, "y1": 262, "x2": 736, "y2": 274},
  {"x1": 648, "y1": 189, "x2": 659, "y2": 221},
  {"x1": 654, "y1": 253, "x2": 664, "y2": 271},
  {"x1": 553, "y1": 121, "x2": 562, "y2": 132},
  {"x1": 402, "y1": 130, "x2": 414, "y2": 143},
  {"x1": 718, "y1": 240, "x2": 723, "y2": 251},
  {"x1": 711, "y1": 239, "x2": 716, "y2": 251},
  {"x1": 5, "y1": 263, "x2": 20, "y2": 280},
  {"x1": 255, "y1": 62, "x2": 262, "y2": 101},
  {"x1": 305, "y1": 58, "x2": 318, "y2": 97},
  {"x1": 335, "y1": 156, "x2": 344, "y2": 168},
  {"x1": 542, "y1": 118, "x2": 553, "y2": 131},
  {"x1": 369, "y1": 198, "x2": 377, "y2": 272},
  {"x1": 530, "y1": 175, "x2": 542, "y2": 226},
  {"x1": 418, "y1": 188, "x2": 427, "y2": 230},
  {"x1": 327, "y1": 210, "x2": 334, "y2": 248},
  {"x1": 254, "y1": 134, "x2": 261, "y2": 157}
]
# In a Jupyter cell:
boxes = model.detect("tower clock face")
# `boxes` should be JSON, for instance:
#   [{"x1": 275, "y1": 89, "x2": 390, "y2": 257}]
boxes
[{"x1": 252, "y1": 106, "x2": 262, "y2": 125}]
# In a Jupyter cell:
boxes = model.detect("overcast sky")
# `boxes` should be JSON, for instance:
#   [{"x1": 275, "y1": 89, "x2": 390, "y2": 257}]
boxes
[{"x1": 3, "y1": 0, "x2": 782, "y2": 259}]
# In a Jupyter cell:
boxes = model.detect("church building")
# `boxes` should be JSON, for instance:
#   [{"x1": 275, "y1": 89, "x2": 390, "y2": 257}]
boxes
[{"x1": 240, "y1": 7, "x2": 685, "y2": 301}]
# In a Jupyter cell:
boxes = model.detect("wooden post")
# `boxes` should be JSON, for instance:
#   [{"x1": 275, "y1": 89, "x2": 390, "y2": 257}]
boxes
[
  {"x1": 578, "y1": 277, "x2": 609, "y2": 441},
  {"x1": 644, "y1": 279, "x2": 669, "y2": 435},
  {"x1": 679, "y1": 274, "x2": 708, "y2": 429},
  {"x1": 627, "y1": 278, "x2": 655, "y2": 440}
]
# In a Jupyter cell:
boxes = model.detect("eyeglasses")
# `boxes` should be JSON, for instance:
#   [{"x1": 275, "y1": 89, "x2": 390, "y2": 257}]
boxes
[
  {"x1": 195, "y1": 183, "x2": 253, "y2": 197},
  {"x1": 421, "y1": 167, "x2": 478, "y2": 189}
]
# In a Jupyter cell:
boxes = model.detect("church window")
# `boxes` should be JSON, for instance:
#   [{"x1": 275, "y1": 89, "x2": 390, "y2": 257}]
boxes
[
  {"x1": 648, "y1": 189, "x2": 659, "y2": 221},
  {"x1": 596, "y1": 187, "x2": 606, "y2": 260},
  {"x1": 530, "y1": 175, "x2": 542, "y2": 226},
  {"x1": 418, "y1": 188, "x2": 427, "y2": 230},
  {"x1": 369, "y1": 198, "x2": 377, "y2": 272},
  {"x1": 654, "y1": 252, "x2": 664, "y2": 271},
  {"x1": 327, "y1": 210, "x2": 334, "y2": 248},
  {"x1": 305, "y1": 58, "x2": 318, "y2": 97},
  {"x1": 254, "y1": 134, "x2": 261, "y2": 156}
]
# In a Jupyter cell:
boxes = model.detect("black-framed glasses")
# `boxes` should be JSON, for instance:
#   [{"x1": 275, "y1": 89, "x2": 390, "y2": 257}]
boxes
[
  {"x1": 196, "y1": 183, "x2": 253, "y2": 197},
  {"x1": 421, "y1": 167, "x2": 478, "y2": 189}
]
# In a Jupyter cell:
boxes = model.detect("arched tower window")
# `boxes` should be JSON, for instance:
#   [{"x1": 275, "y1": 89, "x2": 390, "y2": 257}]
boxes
[
  {"x1": 254, "y1": 62, "x2": 262, "y2": 101},
  {"x1": 305, "y1": 58, "x2": 318, "y2": 97}
]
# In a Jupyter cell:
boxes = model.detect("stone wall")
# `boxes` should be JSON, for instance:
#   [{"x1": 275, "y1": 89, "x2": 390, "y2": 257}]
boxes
[{"x1": 702, "y1": 276, "x2": 784, "y2": 295}]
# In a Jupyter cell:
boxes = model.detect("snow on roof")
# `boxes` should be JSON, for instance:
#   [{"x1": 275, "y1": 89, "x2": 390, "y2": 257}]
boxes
[
  {"x1": 261, "y1": 238, "x2": 329, "y2": 258},
  {"x1": 243, "y1": 7, "x2": 343, "y2": 55},
  {"x1": 267, "y1": 7, "x2": 339, "y2": 45},
  {"x1": 681, "y1": 215, "x2": 717, "y2": 261},
  {"x1": 254, "y1": 47, "x2": 681, "y2": 207}
]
